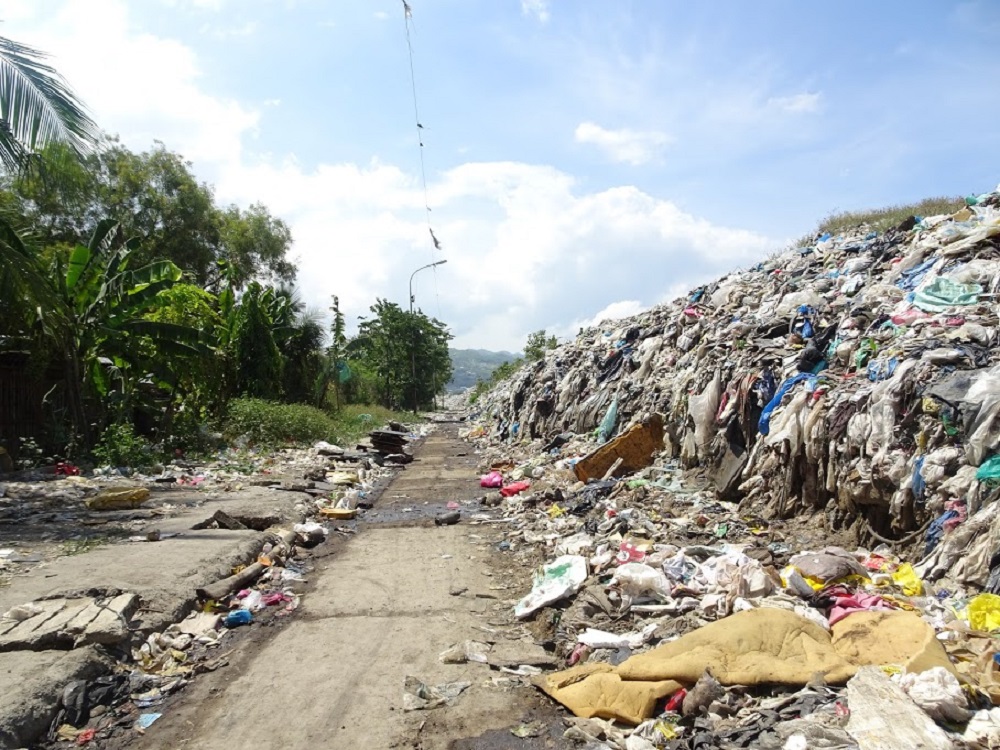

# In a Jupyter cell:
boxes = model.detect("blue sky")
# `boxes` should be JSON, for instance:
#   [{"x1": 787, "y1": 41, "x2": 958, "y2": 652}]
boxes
[{"x1": 5, "y1": 0, "x2": 999, "y2": 351}]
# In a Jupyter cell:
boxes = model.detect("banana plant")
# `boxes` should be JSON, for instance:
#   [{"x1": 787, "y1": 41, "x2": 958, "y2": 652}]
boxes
[{"x1": 56, "y1": 220, "x2": 206, "y2": 440}]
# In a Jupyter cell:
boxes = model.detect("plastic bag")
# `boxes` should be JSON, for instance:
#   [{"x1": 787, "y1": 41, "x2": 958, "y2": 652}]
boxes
[
  {"x1": 597, "y1": 397, "x2": 619, "y2": 445},
  {"x1": 967, "y1": 593, "x2": 1000, "y2": 632},
  {"x1": 479, "y1": 471, "x2": 503, "y2": 488},
  {"x1": 897, "y1": 667, "x2": 971, "y2": 723},
  {"x1": 688, "y1": 372, "x2": 721, "y2": 456},
  {"x1": 977, "y1": 456, "x2": 1000, "y2": 486},
  {"x1": 611, "y1": 562, "x2": 672, "y2": 600},
  {"x1": 500, "y1": 480, "x2": 531, "y2": 497},
  {"x1": 891, "y1": 563, "x2": 923, "y2": 596},
  {"x1": 514, "y1": 555, "x2": 588, "y2": 618}
]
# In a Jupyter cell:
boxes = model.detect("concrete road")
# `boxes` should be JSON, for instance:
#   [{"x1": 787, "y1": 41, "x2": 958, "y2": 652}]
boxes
[{"x1": 114, "y1": 422, "x2": 570, "y2": 750}]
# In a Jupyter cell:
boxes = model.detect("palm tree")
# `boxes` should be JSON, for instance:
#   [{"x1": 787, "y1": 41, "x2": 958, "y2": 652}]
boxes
[
  {"x1": 2, "y1": 32, "x2": 101, "y2": 341},
  {"x1": 0, "y1": 34, "x2": 100, "y2": 171}
]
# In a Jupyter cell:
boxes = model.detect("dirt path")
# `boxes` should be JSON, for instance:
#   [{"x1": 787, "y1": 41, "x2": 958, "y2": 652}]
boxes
[{"x1": 114, "y1": 421, "x2": 569, "y2": 750}]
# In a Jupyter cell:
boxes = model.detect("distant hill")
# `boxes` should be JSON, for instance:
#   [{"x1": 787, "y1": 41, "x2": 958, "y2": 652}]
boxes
[{"x1": 448, "y1": 348, "x2": 519, "y2": 392}]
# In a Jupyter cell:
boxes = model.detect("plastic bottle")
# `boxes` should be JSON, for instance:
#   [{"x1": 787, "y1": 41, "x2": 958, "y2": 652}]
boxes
[{"x1": 224, "y1": 610, "x2": 252, "y2": 628}]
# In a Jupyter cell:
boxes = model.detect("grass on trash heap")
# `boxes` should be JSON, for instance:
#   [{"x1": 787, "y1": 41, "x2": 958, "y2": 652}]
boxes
[{"x1": 796, "y1": 195, "x2": 965, "y2": 246}]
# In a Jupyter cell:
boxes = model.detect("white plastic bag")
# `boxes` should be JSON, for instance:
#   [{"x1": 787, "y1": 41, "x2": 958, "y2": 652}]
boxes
[
  {"x1": 514, "y1": 555, "x2": 588, "y2": 618},
  {"x1": 611, "y1": 562, "x2": 672, "y2": 600},
  {"x1": 897, "y1": 667, "x2": 971, "y2": 723}
]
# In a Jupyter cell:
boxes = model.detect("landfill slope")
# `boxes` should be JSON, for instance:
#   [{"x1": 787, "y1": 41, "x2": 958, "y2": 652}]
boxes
[{"x1": 474, "y1": 189, "x2": 1000, "y2": 583}]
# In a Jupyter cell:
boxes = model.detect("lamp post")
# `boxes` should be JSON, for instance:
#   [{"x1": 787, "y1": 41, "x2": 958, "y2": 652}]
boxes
[{"x1": 408, "y1": 259, "x2": 447, "y2": 412}]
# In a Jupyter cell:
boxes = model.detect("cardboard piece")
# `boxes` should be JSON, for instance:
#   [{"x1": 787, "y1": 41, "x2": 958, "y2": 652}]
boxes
[{"x1": 573, "y1": 414, "x2": 665, "y2": 483}]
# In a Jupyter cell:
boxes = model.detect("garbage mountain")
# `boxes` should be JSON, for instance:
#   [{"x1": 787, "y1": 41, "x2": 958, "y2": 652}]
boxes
[
  {"x1": 473, "y1": 187, "x2": 1000, "y2": 587},
  {"x1": 456, "y1": 188, "x2": 1000, "y2": 747}
]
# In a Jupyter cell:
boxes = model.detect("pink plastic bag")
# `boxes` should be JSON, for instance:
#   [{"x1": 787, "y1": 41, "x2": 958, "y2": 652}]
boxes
[{"x1": 480, "y1": 471, "x2": 503, "y2": 488}]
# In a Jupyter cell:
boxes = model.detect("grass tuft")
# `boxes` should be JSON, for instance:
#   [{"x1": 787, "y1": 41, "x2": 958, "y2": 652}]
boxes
[{"x1": 794, "y1": 196, "x2": 965, "y2": 247}]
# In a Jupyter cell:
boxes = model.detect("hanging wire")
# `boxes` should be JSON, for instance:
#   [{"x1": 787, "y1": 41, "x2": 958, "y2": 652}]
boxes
[{"x1": 401, "y1": 0, "x2": 445, "y2": 316}]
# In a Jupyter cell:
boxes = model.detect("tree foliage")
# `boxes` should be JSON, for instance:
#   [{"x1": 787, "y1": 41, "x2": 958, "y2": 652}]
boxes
[
  {"x1": 3, "y1": 140, "x2": 295, "y2": 289},
  {"x1": 1, "y1": 31, "x2": 455, "y2": 461},
  {"x1": 524, "y1": 329, "x2": 558, "y2": 361},
  {"x1": 231, "y1": 282, "x2": 284, "y2": 399},
  {"x1": 352, "y1": 299, "x2": 453, "y2": 410},
  {"x1": 0, "y1": 35, "x2": 100, "y2": 171}
]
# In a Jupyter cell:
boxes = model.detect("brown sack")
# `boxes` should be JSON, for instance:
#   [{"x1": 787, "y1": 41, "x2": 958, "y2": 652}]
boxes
[
  {"x1": 532, "y1": 663, "x2": 682, "y2": 725},
  {"x1": 831, "y1": 610, "x2": 956, "y2": 675},
  {"x1": 617, "y1": 608, "x2": 856, "y2": 685}
]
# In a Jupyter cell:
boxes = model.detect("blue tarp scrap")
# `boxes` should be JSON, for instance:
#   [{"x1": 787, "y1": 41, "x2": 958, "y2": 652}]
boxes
[
  {"x1": 758, "y1": 373, "x2": 814, "y2": 436},
  {"x1": 912, "y1": 456, "x2": 926, "y2": 502},
  {"x1": 925, "y1": 509, "x2": 959, "y2": 556},
  {"x1": 896, "y1": 258, "x2": 937, "y2": 292},
  {"x1": 866, "y1": 356, "x2": 899, "y2": 382}
]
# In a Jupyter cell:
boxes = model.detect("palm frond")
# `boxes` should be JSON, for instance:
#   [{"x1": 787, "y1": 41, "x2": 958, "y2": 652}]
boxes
[{"x1": 0, "y1": 35, "x2": 101, "y2": 171}]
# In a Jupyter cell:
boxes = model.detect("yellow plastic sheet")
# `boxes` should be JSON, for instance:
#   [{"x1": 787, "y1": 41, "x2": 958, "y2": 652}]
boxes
[
  {"x1": 967, "y1": 593, "x2": 1000, "y2": 632},
  {"x1": 891, "y1": 563, "x2": 923, "y2": 596}
]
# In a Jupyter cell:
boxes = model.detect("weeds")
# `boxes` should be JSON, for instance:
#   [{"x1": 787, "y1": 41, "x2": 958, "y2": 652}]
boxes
[
  {"x1": 61, "y1": 537, "x2": 112, "y2": 556},
  {"x1": 93, "y1": 424, "x2": 154, "y2": 469},
  {"x1": 794, "y1": 196, "x2": 965, "y2": 247},
  {"x1": 224, "y1": 398, "x2": 341, "y2": 446}
]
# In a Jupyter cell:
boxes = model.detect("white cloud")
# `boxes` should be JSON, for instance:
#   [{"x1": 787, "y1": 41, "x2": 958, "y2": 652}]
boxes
[
  {"x1": 373, "y1": 10, "x2": 389, "y2": 21},
  {"x1": 8, "y1": 0, "x2": 259, "y2": 167},
  {"x1": 4, "y1": 0, "x2": 779, "y2": 353},
  {"x1": 574, "y1": 122, "x2": 672, "y2": 166},
  {"x1": 767, "y1": 92, "x2": 822, "y2": 114},
  {"x1": 521, "y1": 0, "x2": 550, "y2": 23},
  {"x1": 565, "y1": 300, "x2": 647, "y2": 337},
  {"x1": 161, "y1": 0, "x2": 227, "y2": 9}
]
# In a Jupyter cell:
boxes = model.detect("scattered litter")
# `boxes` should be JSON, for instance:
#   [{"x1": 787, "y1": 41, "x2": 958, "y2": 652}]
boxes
[{"x1": 402, "y1": 676, "x2": 472, "y2": 710}]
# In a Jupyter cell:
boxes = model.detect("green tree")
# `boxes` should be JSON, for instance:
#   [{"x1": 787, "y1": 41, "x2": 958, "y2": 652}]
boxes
[
  {"x1": 281, "y1": 310, "x2": 325, "y2": 404},
  {"x1": 3, "y1": 140, "x2": 295, "y2": 289},
  {"x1": 316, "y1": 294, "x2": 348, "y2": 409},
  {"x1": 352, "y1": 299, "x2": 452, "y2": 410},
  {"x1": 217, "y1": 203, "x2": 295, "y2": 290},
  {"x1": 231, "y1": 282, "x2": 283, "y2": 398},
  {"x1": 54, "y1": 220, "x2": 203, "y2": 443},
  {"x1": 143, "y1": 283, "x2": 222, "y2": 440},
  {"x1": 524, "y1": 329, "x2": 558, "y2": 361},
  {"x1": 1, "y1": 33, "x2": 99, "y2": 345}
]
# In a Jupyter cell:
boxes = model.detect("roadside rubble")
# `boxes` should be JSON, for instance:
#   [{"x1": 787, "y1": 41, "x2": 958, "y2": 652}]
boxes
[
  {"x1": 0, "y1": 422, "x2": 428, "y2": 747},
  {"x1": 456, "y1": 188, "x2": 1000, "y2": 748},
  {"x1": 0, "y1": 424, "x2": 429, "y2": 585}
]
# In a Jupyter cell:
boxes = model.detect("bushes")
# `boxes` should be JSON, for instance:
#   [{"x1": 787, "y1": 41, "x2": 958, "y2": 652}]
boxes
[
  {"x1": 223, "y1": 398, "x2": 341, "y2": 446},
  {"x1": 93, "y1": 423, "x2": 154, "y2": 468}
]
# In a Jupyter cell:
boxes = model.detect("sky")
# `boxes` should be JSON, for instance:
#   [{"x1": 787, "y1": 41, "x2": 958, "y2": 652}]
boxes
[{"x1": 4, "y1": 0, "x2": 1000, "y2": 352}]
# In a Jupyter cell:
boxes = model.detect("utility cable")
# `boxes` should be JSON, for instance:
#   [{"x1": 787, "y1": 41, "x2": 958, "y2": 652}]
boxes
[{"x1": 401, "y1": 1, "x2": 444, "y2": 317}]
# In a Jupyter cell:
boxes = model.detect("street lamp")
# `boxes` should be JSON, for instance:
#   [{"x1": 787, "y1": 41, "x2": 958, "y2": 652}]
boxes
[
  {"x1": 408, "y1": 259, "x2": 447, "y2": 412},
  {"x1": 409, "y1": 259, "x2": 447, "y2": 314}
]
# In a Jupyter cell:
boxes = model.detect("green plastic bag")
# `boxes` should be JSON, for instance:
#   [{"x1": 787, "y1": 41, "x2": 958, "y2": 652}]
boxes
[{"x1": 977, "y1": 455, "x2": 1000, "y2": 486}]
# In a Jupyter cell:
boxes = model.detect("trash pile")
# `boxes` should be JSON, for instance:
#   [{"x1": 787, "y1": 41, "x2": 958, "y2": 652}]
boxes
[
  {"x1": 0, "y1": 421, "x2": 429, "y2": 746},
  {"x1": 41, "y1": 528, "x2": 310, "y2": 746},
  {"x1": 0, "y1": 424, "x2": 431, "y2": 582},
  {"x1": 462, "y1": 187, "x2": 1000, "y2": 747}
]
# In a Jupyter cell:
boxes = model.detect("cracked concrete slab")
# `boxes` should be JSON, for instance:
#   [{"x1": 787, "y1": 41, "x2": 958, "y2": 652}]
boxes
[{"x1": 0, "y1": 594, "x2": 138, "y2": 652}]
